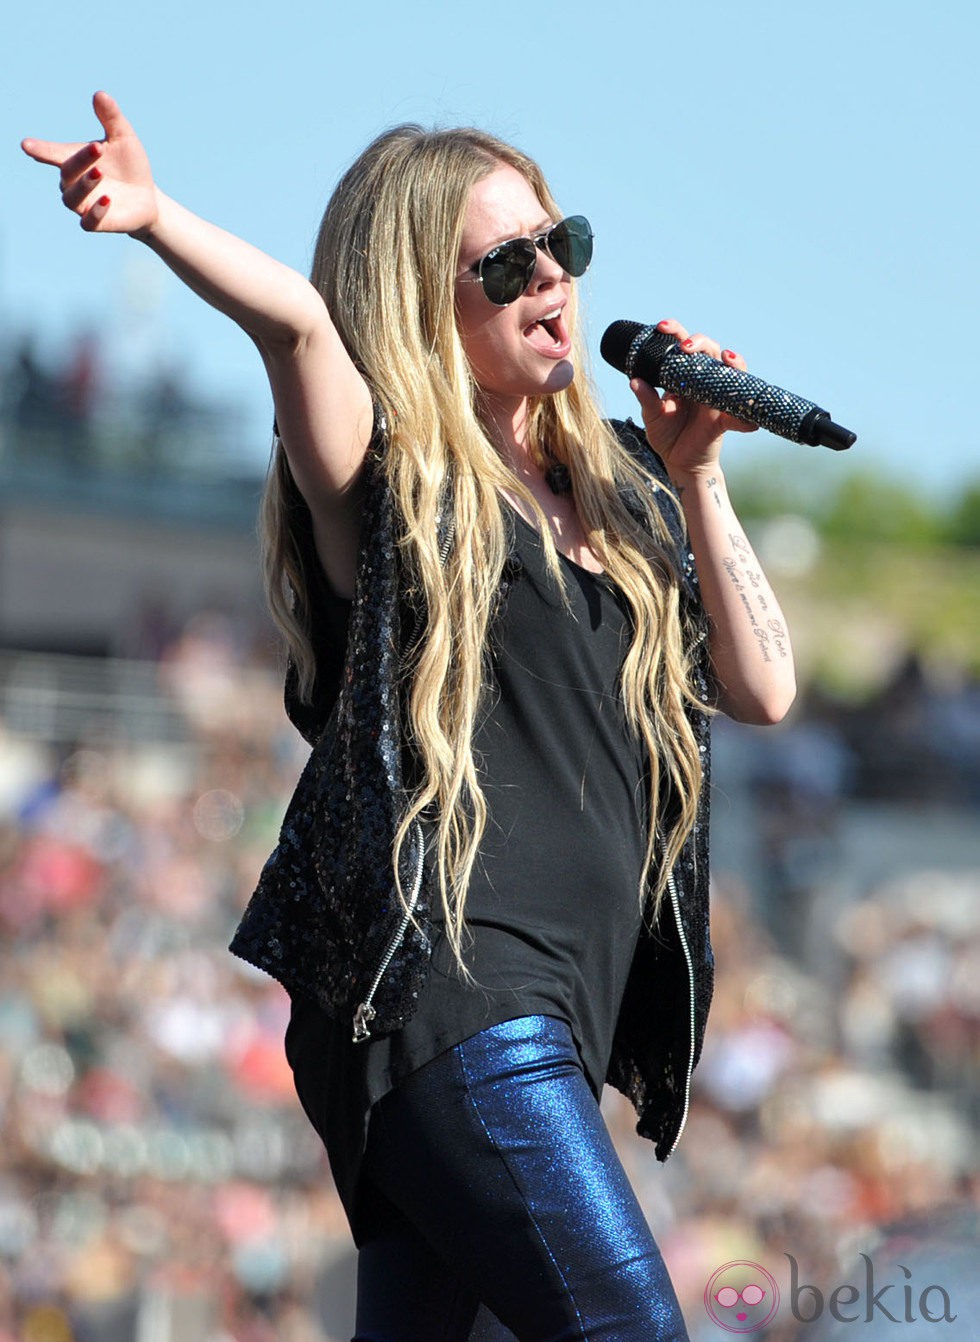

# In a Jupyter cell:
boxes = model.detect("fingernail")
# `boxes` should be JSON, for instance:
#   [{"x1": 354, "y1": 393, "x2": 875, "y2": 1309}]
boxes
[
  {"x1": 657, "y1": 319, "x2": 672, "y2": 330},
  {"x1": 682, "y1": 338, "x2": 694, "y2": 349},
  {"x1": 723, "y1": 349, "x2": 737, "y2": 360},
  {"x1": 88, "y1": 167, "x2": 103, "y2": 183},
  {"x1": 87, "y1": 143, "x2": 101, "y2": 160},
  {"x1": 97, "y1": 195, "x2": 110, "y2": 208}
]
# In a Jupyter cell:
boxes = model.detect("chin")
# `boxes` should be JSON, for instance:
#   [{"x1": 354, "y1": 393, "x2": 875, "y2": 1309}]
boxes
[{"x1": 542, "y1": 358, "x2": 575, "y2": 395}]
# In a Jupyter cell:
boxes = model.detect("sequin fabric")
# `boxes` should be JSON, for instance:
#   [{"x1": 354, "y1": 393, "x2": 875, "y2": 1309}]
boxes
[
  {"x1": 229, "y1": 440, "x2": 431, "y2": 1032},
  {"x1": 606, "y1": 419, "x2": 715, "y2": 1160},
  {"x1": 229, "y1": 418, "x2": 714, "y2": 1159}
]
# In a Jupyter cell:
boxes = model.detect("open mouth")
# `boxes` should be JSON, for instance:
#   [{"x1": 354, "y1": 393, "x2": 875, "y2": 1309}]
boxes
[{"x1": 524, "y1": 307, "x2": 571, "y2": 356}]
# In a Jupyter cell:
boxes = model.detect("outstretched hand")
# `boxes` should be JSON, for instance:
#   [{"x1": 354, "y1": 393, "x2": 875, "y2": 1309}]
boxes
[
  {"x1": 630, "y1": 318, "x2": 757, "y2": 479},
  {"x1": 21, "y1": 91, "x2": 158, "y2": 236}
]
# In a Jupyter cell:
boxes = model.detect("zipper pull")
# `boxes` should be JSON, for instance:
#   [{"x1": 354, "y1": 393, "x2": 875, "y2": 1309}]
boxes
[{"x1": 352, "y1": 1002, "x2": 376, "y2": 1043}]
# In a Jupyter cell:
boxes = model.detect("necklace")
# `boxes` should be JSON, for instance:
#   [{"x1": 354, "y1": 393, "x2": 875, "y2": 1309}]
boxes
[{"x1": 544, "y1": 460, "x2": 573, "y2": 496}]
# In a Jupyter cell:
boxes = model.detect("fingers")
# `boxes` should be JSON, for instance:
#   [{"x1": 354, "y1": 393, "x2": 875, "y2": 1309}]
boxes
[
  {"x1": 656, "y1": 318, "x2": 747, "y2": 369},
  {"x1": 61, "y1": 160, "x2": 106, "y2": 212},
  {"x1": 680, "y1": 331, "x2": 723, "y2": 362},
  {"x1": 52, "y1": 139, "x2": 106, "y2": 224},
  {"x1": 21, "y1": 136, "x2": 86, "y2": 168},
  {"x1": 22, "y1": 131, "x2": 110, "y2": 226},
  {"x1": 648, "y1": 320, "x2": 758, "y2": 437},
  {"x1": 629, "y1": 376, "x2": 663, "y2": 415},
  {"x1": 80, "y1": 195, "x2": 112, "y2": 232},
  {"x1": 21, "y1": 90, "x2": 130, "y2": 171},
  {"x1": 91, "y1": 89, "x2": 136, "y2": 141}
]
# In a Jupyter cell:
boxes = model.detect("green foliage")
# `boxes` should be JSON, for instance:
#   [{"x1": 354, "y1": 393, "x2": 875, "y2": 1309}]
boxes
[
  {"x1": 730, "y1": 455, "x2": 980, "y2": 549},
  {"x1": 771, "y1": 539, "x2": 980, "y2": 696},
  {"x1": 819, "y1": 471, "x2": 943, "y2": 545},
  {"x1": 946, "y1": 483, "x2": 980, "y2": 546},
  {"x1": 726, "y1": 455, "x2": 980, "y2": 694}
]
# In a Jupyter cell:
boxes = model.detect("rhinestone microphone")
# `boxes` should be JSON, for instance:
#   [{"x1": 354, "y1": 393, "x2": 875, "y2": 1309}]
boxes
[{"x1": 600, "y1": 320, "x2": 856, "y2": 450}]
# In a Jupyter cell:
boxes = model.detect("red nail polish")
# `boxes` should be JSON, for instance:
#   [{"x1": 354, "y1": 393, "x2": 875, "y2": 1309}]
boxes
[
  {"x1": 87, "y1": 142, "x2": 101, "y2": 160},
  {"x1": 723, "y1": 349, "x2": 737, "y2": 360},
  {"x1": 682, "y1": 338, "x2": 694, "y2": 349},
  {"x1": 89, "y1": 167, "x2": 103, "y2": 183},
  {"x1": 657, "y1": 319, "x2": 672, "y2": 330},
  {"x1": 97, "y1": 195, "x2": 110, "y2": 208}
]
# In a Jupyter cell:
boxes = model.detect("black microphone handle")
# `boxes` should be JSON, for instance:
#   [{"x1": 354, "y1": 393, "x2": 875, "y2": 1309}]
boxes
[{"x1": 601, "y1": 321, "x2": 855, "y2": 450}]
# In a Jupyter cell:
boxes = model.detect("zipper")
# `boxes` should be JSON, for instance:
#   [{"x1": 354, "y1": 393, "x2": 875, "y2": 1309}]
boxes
[
  {"x1": 664, "y1": 853, "x2": 697, "y2": 1158},
  {"x1": 352, "y1": 817, "x2": 426, "y2": 1042}
]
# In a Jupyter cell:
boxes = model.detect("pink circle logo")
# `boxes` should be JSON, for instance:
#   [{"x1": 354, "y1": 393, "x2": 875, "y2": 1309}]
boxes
[{"x1": 704, "y1": 1260, "x2": 780, "y2": 1333}]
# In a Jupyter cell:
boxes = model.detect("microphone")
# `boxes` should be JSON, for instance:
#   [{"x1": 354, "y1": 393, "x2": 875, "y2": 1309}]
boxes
[{"x1": 600, "y1": 320, "x2": 856, "y2": 450}]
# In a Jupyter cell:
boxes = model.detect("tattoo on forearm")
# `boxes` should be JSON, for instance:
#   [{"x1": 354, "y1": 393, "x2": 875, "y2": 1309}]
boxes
[
  {"x1": 767, "y1": 618, "x2": 789, "y2": 659},
  {"x1": 753, "y1": 626, "x2": 773, "y2": 662},
  {"x1": 721, "y1": 555, "x2": 790, "y2": 663},
  {"x1": 722, "y1": 556, "x2": 772, "y2": 660}
]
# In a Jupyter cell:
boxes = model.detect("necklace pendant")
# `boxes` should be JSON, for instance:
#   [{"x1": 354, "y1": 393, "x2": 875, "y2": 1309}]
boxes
[{"x1": 545, "y1": 462, "x2": 573, "y2": 496}]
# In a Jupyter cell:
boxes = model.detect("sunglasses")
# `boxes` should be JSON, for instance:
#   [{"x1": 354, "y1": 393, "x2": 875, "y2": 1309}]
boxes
[{"x1": 466, "y1": 215, "x2": 594, "y2": 306}]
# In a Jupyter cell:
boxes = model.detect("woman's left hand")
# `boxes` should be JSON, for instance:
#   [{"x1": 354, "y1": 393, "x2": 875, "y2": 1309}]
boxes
[{"x1": 629, "y1": 318, "x2": 757, "y2": 479}]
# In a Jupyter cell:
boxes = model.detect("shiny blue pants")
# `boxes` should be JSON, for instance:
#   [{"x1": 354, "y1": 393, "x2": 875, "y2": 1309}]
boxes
[{"x1": 354, "y1": 1016, "x2": 689, "y2": 1341}]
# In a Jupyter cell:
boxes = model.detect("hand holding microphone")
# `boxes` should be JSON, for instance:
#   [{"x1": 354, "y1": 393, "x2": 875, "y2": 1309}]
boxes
[{"x1": 601, "y1": 318, "x2": 856, "y2": 451}]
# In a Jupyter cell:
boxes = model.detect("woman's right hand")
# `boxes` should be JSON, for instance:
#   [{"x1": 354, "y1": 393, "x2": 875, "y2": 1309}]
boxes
[{"x1": 22, "y1": 91, "x2": 158, "y2": 237}]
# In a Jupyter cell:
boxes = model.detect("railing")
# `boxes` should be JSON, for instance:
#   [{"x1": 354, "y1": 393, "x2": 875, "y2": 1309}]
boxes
[{"x1": 0, "y1": 650, "x2": 190, "y2": 744}]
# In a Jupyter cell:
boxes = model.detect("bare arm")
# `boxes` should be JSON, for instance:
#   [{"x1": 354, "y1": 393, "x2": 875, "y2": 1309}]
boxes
[
  {"x1": 630, "y1": 319, "x2": 797, "y2": 725},
  {"x1": 664, "y1": 465, "x2": 795, "y2": 723},
  {"x1": 22, "y1": 91, "x2": 371, "y2": 595}
]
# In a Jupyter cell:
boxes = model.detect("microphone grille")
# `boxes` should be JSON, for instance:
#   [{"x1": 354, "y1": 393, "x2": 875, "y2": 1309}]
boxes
[{"x1": 600, "y1": 320, "x2": 645, "y2": 373}]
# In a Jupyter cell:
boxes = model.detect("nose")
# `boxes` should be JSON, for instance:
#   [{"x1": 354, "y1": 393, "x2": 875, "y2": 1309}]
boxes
[{"x1": 528, "y1": 242, "x2": 565, "y2": 291}]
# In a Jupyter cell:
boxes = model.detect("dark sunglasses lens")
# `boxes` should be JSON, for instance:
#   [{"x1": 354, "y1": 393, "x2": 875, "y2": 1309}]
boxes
[
  {"x1": 548, "y1": 216, "x2": 593, "y2": 277},
  {"x1": 480, "y1": 238, "x2": 537, "y2": 305}
]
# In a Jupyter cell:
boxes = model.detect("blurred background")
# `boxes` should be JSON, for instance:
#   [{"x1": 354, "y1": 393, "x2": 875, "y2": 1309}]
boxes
[{"x1": 3, "y1": 1, "x2": 978, "y2": 1338}]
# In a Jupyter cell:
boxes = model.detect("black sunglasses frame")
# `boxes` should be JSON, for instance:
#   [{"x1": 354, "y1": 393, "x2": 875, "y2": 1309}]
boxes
[{"x1": 468, "y1": 215, "x2": 594, "y2": 307}]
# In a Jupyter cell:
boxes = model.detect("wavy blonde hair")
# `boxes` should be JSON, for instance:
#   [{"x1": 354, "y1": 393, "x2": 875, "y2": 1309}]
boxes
[{"x1": 261, "y1": 124, "x2": 705, "y2": 965}]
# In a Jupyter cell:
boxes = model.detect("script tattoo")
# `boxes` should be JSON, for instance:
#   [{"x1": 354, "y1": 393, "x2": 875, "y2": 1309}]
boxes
[
  {"x1": 768, "y1": 618, "x2": 790, "y2": 659},
  {"x1": 722, "y1": 555, "x2": 772, "y2": 661},
  {"x1": 753, "y1": 626, "x2": 773, "y2": 662}
]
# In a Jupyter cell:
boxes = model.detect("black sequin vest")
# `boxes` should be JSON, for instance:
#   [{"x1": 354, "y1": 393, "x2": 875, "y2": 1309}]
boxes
[{"x1": 229, "y1": 419, "x2": 714, "y2": 1160}]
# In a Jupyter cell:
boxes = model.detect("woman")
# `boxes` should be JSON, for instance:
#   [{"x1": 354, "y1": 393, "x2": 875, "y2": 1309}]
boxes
[{"x1": 24, "y1": 93, "x2": 796, "y2": 1340}]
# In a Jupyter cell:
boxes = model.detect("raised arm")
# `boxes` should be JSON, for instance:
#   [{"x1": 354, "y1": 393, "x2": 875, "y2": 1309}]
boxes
[
  {"x1": 21, "y1": 91, "x2": 372, "y2": 595},
  {"x1": 630, "y1": 319, "x2": 797, "y2": 725}
]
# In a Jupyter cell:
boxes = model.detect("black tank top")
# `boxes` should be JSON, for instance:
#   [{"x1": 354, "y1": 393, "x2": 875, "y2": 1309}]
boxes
[{"x1": 355, "y1": 506, "x2": 648, "y2": 1101}]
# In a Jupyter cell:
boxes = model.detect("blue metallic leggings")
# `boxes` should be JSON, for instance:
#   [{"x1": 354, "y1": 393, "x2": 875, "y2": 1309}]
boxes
[{"x1": 354, "y1": 1015, "x2": 689, "y2": 1341}]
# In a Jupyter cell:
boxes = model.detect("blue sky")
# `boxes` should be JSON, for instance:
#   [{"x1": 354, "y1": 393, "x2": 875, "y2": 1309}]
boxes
[{"x1": 6, "y1": 0, "x2": 977, "y2": 497}]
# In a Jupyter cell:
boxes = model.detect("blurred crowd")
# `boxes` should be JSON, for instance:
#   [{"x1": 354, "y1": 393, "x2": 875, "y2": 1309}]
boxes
[
  {"x1": 1, "y1": 334, "x2": 244, "y2": 480},
  {"x1": 0, "y1": 614, "x2": 977, "y2": 1341}
]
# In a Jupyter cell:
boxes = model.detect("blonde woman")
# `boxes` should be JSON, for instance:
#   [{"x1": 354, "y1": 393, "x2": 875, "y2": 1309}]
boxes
[{"x1": 24, "y1": 93, "x2": 796, "y2": 1340}]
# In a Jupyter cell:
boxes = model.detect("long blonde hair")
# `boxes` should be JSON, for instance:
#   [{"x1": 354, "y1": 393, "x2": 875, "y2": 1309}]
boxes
[{"x1": 261, "y1": 125, "x2": 705, "y2": 964}]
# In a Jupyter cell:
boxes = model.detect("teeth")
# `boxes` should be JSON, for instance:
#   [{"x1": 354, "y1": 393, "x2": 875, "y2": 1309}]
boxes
[{"x1": 542, "y1": 308, "x2": 561, "y2": 321}]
